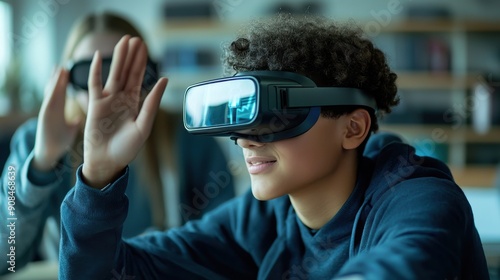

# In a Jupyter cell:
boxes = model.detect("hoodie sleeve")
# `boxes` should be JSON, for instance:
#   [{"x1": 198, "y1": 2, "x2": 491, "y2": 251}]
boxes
[
  {"x1": 0, "y1": 119, "x2": 72, "y2": 275},
  {"x1": 335, "y1": 177, "x2": 489, "y2": 280},
  {"x1": 59, "y1": 165, "x2": 258, "y2": 280}
]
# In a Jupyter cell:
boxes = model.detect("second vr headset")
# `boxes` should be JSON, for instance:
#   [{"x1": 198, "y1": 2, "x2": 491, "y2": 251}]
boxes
[
  {"x1": 68, "y1": 57, "x2": 159, "y2": 92},
  {"x1": 183, "y1": 71, "x2": 377, "y2": 142}
]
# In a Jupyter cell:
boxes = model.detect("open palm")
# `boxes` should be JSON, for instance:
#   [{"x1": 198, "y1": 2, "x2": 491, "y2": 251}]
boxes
[{"x1": 82, "y1": 36, "x2": 168, "y2": 188}]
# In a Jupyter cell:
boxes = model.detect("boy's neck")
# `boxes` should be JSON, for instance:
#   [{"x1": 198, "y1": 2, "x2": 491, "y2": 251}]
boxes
[{"x1": 289, "y1": 152, "x2": 358, "y2": 230}]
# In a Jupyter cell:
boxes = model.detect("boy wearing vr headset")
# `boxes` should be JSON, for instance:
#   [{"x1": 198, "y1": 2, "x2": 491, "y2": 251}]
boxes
[{"x1": 59, "y1": 14, "x2": 489, "y2": 279}]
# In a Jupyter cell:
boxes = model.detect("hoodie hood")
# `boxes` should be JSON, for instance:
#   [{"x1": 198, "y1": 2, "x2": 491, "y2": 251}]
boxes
[{"x1": 363, "y1": 131, "x2": 455, "y2": 202}]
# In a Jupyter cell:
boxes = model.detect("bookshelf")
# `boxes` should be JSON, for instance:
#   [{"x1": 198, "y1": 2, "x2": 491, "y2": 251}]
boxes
[
  {"x1": 395, "y1": 72, "x2": 480, "y2": 90},
  {"x1": 379, "y1": 124, "x2": 500, "y2": 187},
  {"x1": 376, "y1": 19, "x2": 500, "y2": 187},
  {"x1": 377, "y1": 19, "x2": 500, "y2": 33}
]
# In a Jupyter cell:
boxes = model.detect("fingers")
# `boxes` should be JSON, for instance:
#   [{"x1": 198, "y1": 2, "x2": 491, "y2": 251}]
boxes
[
  {"x1": 121, "y1": 37, "x2": 144, "y2": 89},
  {"x1": 123, "y1": 39, "x2": 147, "y2": 95},
  {"x1": 136, "y1": 77, "x2": 168, "y2": 136},
  {"x1": 104, "y1": 35, "x2": 130, "y2": 93},
  {"x1": 100, "y1": 35, "x2": 145, "y2": 99},
  {"x1": 42, "y1": 67, "x2": 69, "y2": 111},
  {"x1": 88, "y1": 51, "x2": 103, "y2": 100},
  {"x1": 44, "y1": 67, "x2": 68, "y2": 98}
]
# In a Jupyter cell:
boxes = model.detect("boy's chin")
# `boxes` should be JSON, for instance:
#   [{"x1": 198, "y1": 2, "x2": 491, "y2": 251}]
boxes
[{"x1": 250, "y1": 183, "x2": 285, "y2": 201}]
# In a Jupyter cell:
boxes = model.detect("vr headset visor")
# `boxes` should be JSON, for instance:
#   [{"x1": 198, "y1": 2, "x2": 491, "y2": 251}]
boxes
[
  {"x1": 68, "y1": 57, "x2": 159, "y2": 92},
  {"x1": 184, "y1": 71, "x2": 377, "y2": 142}
]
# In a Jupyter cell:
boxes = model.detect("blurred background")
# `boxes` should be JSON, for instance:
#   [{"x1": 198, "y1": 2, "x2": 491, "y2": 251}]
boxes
[{"x1": 0, "y1": 0, "x2": 499, "y2": 278}]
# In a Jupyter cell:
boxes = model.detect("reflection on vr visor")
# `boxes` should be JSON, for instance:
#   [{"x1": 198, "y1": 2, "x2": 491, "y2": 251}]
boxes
[
  {"x1": 67, "y1": 57, "x2": 159, "y2": 92},
  {"x1": 183, "y1": 71, "x2": 377, "y2": 142}
]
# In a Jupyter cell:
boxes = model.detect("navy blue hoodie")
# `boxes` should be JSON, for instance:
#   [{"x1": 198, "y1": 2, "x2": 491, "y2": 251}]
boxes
[{"x1": 59, "y1": 132, "x2": 489, "y2": 279}]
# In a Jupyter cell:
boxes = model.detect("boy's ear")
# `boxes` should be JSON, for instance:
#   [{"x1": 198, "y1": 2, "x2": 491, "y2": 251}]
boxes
[{"x1": 342, "y1": 109, "x2": 371, "y2": 150}]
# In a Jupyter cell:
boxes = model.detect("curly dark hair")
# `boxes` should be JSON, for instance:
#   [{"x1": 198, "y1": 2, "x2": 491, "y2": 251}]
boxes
[{"x1": 222, "y1": 14, "x2": 400, "y2": 132}]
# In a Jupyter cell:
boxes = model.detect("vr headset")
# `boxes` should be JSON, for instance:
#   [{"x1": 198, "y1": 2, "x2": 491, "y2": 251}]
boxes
[
  {"x1": 67, "y1": 57, "x2": 159, "y2": 92},
  {"x1": 183, "y1": 71, "x2": 377, "y2": 142}
]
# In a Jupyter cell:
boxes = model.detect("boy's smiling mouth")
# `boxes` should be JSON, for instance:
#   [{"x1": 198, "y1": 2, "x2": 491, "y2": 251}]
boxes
[
  {"x1": 249, "y1": 160, "x2": 276, "y2": 165},
  {"x1": 246, "y1": 157, "x2": 277, "y2": 174}
]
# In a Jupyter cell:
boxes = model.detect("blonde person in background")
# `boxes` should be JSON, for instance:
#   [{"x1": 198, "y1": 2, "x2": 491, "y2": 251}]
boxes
[{"x1": 0, "y1": 12, "x2": 235, "y2": 275}]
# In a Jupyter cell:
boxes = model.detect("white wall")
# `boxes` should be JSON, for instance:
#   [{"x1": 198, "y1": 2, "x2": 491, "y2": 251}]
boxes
[{"x1": 6, "y1": 0, "x2": 59, "y2": 111}]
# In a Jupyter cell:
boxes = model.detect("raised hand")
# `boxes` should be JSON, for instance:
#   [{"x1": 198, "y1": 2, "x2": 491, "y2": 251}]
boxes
[
  {"x1": 81, "y1": 35, "x2": 168, "y2": 189},
  {"x1": 32, "y1": 68, "x2": 82, "y2": 172}
]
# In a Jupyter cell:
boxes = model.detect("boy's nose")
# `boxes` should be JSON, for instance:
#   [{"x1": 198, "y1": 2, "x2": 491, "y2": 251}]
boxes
[{"x1": 236, "y1": 138, "x2": 265, "y2": 148}]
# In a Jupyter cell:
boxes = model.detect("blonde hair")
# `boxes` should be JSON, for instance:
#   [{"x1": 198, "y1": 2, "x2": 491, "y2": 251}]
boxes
[
  {"x1": 62, "y1": 12, "x2": 144, "y2": 62},
  {"x1": 63, "y1": 12, "x2": 174, "y2": 229}
]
